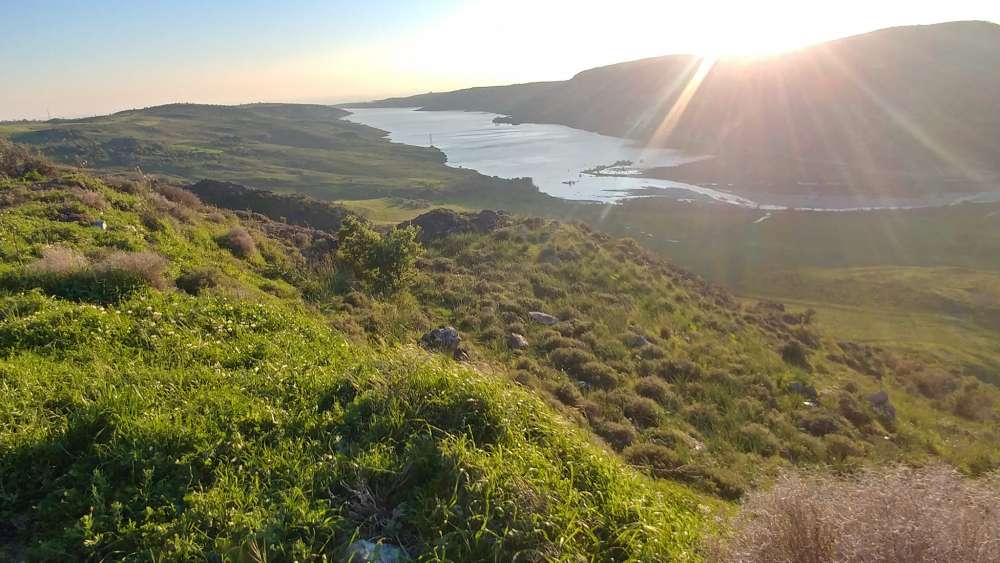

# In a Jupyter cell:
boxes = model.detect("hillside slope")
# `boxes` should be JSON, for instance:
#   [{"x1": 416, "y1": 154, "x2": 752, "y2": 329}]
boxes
[
  {"x1": 2, "y1": 142, "x2": 999, "y2": 559},
  {"x1": 367, "y1": 21, "x2": 1000, "y2": 196},
  {"x1": 0, "y1": 103, "x2": 546, "y2": 206},
  {"x1": 0, "y1": 142, "x2": 708, "y2": 561}
]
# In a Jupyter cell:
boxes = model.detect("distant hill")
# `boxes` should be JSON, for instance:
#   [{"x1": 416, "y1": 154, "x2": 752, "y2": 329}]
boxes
[{"x1": 365, "y1": 21, "x2": 1000, "y2": 196}]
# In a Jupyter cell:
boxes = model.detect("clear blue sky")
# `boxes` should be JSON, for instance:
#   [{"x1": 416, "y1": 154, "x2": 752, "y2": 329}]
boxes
[{"x1": 2, "y1": 0, "x2": 998, "y2": 120}]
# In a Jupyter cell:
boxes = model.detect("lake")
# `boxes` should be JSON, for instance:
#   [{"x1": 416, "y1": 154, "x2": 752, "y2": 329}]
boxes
[{"x1": 344, "y1": 107, "x2": 1000, "y2": 210}]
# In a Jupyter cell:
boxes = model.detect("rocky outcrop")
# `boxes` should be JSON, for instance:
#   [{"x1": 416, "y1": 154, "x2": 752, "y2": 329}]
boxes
[
  {"x1": 403, "y1": 209, "x2": 510, "y2": 242},
  {"x1": 528, "y1": 311, "x2": 558, "y2": 325},
  {"x1": 420, "y1": 326, "x2": 469, "y2": 361}
]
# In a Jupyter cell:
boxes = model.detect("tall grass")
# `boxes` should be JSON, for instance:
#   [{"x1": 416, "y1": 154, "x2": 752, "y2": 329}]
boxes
[{"x1": 711, "y1": 466, "x2": 1000, "y2": 563}]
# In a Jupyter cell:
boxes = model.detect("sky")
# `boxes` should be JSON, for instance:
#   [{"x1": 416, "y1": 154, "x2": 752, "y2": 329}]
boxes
[{"x1": 2, "y1": 0, "x2": 999, "y2": 120}]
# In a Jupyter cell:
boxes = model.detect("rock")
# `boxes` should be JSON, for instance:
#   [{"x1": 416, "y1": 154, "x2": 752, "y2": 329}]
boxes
[
  {"x1": 509, "y1": 333, "x2": 529, "y2": 350},
  {"x1": 92, "y1": 219, "x2": 108, "y2": 230},
  {"x1": 452, "y1": 346, "x2": 470, "y2": 362},
  {"x1": 403, "y1": 209, "x2": 510, "y2": 242},
  {"x1": 868, "y1": 390, "x2": 896, "y2": 421},
  {"x1": 420, "y1": 326, "x2": 461, "y2": 352},
  {"x1": 528, "y1": 311, "x2": 558, "y2": 325},
  {"x1": 345, "y1": 540, "x2": 407, "y2": 562},
  {"x1": 625, "y1": 334, "x2": 650, "y2": 348}
]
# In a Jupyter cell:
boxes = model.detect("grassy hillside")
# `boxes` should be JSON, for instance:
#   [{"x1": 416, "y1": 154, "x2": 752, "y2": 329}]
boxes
[
  {"x1": 367, "y1": 21, "x2": 1000, "y2": 197},
  {"x1": 0, "y1": 103, "x2": 548, "y2": 207},
  {"x1": 0, "y1": 143, "x2": 712, "y2": 561},
  {"x1": 3, "y1": 140, "x2": 999, "y2": 558}
]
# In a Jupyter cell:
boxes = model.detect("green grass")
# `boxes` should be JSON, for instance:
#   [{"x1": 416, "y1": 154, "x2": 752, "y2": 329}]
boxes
[
  {"x1": 3, "y1": 137, "x2": 999, "y2": 559},
  {"x1": 0, "y1": 145, "x2": 715, "y2": 560}
]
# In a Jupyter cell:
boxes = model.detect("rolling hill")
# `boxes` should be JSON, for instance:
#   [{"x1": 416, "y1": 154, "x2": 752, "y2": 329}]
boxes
[
  {"x1": 4, "y1": 140, "x2": 999, "y2": 558},
  {"x1": 366, "y1": 21, "x2": 1000, "y2": 197}
]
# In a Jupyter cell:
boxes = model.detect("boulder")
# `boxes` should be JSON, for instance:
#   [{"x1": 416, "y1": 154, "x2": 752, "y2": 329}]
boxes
[
  {"x1": 420, "y1": 326, "x2": 461, "y2": 352},
  {"x1": 528, "y1": 311, "x2": 558, "y2": 325},
  {"x1": 403, "y1": 209, "x2": 510, "y2": 242},
  {"x1": 868, "y1": 390, "x2": 897, "y2": 421},
  {"x1": 509, "y1": 333, "x2": 529, "y2": 350},
  {"x1": 625, "y1": 334, "x2": 651, "y2": 348}
]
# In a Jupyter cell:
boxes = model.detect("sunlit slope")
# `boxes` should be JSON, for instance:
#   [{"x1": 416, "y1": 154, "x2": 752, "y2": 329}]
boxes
[
  {"x1": 0, "y1": 103, "x2": 546, "y2": 205},
  {"x1": 0, "y1": 145, "x2": 708, "y2": 561},
  {"x1": 367, "y1": 21, "x2": 1000, "y2": 196}
]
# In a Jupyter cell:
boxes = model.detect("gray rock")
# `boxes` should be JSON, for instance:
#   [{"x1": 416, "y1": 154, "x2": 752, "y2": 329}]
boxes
[
  {"x1": 528, "y1": 311, "x2": 558, "y2": 325},
  {"x1": 625, "y1": 334, "x2": 651, "y2": 348},
  {"x1": 509, "y1": 333, "x2": 529, "y2": 350},
  {"x1": 345, "y1": 540, "x2": 407, "y2": 562},
  {"x1": 420, "y1": 326, "x2": 461, "y2": 352},
  {"x1": 868, "y1": 390, "x2": 896, "y2": 421}
]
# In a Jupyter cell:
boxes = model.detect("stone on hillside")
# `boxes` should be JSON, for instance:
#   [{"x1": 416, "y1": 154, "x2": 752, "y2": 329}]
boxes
[
  {"x1": 403, "y1": 208, "x2": 510, "y2": 242},
  {"x1": 528, "y1": 311, "x2": 558, "y2": 325},
  {"x1": 625, "y1": 334, "x2": 651, "y2": 348},
  {"x1": 345, "y1": 540, "x2": 407, "y2": 562},
  {"x1": 868, "y1": 390, "x2": 896, "y2": 421},
  {"x1": 509, "y1": 333, "x2": 529, "y2": 350},
  {"x1": 420, "y1": 326, "x2": 461, "y2": 352}
]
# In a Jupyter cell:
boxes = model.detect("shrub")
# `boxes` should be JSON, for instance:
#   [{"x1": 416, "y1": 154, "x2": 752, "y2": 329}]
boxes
[
  {"x1": 336, "y1": 216, "x2": 422, "y2": 296},
  {"x1": 800, "y1": 412, "x2": 841, "y2": 437},
  {"x1": 710, "y1": 466, "x2": 1000, "y2": 563},
  {"x1": 623, "y1": 443, "x2": 685, "y2": 477},
  {"x1": 823, "y1": 434, "x2": 861, "y2": 462},
  {"x1": 780, "y1": 340, "x2": 811, "y2": 369},
  {"x1": 72, "y1": 188, "x2": 109, "y2": 211},
  {"x1": 954, "y1": 382, "x2": 995, "y2": 421},
  {"x1": 735, "y1": 423, "x2": 779, "y2": 457},
  {"x1": 156, "y1": 185, "x2": 202, "y2": 208},
  {"x1": 176, "y1": 267, "x2": 223, "y2": 295},
  {"x1": 592, "y1": 419, "x2": 637, "y2": 451},
  {"x1": 552, "y1": 381, "x2": 583, "y2": 406},
  {"x1": 223, "y1": 227, "x2": 257, "y2": 258},
  {"x1": 914, "y1": 369, "x2": 959, "y2": 399},
  {"x1": 683, "y1": 403, "x2": 721, "y2": 434},
  {"x1": 97, "y1": 251, "x2": 169, "y2": 290},
  {"x1": 621, "y1": 395, "x2": 663, "y2": 429},
  {"x1": 634, "y1": 377, "x2": 678, "y2": 408},
  {"x1": 25, "y1": 246, "x2": 89, "y2": 276},
  {"x1": 7, "y1": 250, "x2": 170, "y2": 303},
  {"x1": 576, "y1": 361, "x2": 620, "y2": 389},
  {"x1": 0, "y1": 140, "x2": 54, "y2": 178},
  {"x1": 549, "y1": 347, "x2": 596, "y2": 373}
]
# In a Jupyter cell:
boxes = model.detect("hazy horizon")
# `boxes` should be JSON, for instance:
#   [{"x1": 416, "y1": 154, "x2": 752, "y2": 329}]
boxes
[{"x1": 3, "y1": 0, "x2": 998, "y2": 121}]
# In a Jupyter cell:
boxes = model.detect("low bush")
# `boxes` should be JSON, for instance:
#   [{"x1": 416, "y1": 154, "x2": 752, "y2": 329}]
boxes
[
  {"x1": 780, "y1": 339, "x2": 811, "y2": 369},
  {"x1": 0, "y1": 140, "x2": 54, "y2": 178},
  {"x1": 621, "y1": 395, "x2": 663, "y2": 429},
  {"x1": 623, "y1": 443, "x2": 685, "y2": 477},
  {"x1": 4, "y1": 250, "x2": 169, "y2": 303},
  {"x1": 592, "y1": 419, "x2": 637, "y2": 451},
  {"x1": 711, "y1": 466, "x2": 1000, "y2": 563},
  {"x1": 634, "y1": 376, "x2": 678, "y2": 409},
  {"x1": 735, "y1": 422, "x2": 780, "y2": 457},
  {"x1": 25, "y1": 246, "x2": 89, "y2": 276},
  {"x1": 176, "y1": 267, "x2": 223, "y2": 295},
  {"x1": 156, "y1": 185, "x2": 202, "y2": 208},
  {"x1": 222, "y1": 226, "x2": 257, "y2": 258},
  {"x1": 576, "y1": 361, "x2": 620, "y2": 389},
  {"x1": 336, "y1": 216, "x2": 422, "y2": 296}
]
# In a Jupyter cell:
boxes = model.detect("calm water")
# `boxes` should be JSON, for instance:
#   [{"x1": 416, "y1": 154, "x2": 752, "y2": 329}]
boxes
[{"x1": 345, "y1": 107, "x2": 1000, "y2": 210}]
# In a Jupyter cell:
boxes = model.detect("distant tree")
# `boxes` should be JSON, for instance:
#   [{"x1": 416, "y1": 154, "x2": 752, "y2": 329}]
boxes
[{"x1": 336, "y1": 216, "x2": 422, "y2": 296}]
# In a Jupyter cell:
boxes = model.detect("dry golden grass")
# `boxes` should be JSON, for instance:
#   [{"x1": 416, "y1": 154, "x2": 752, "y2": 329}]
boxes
[{"x1": 712, "y1": 465, "x2": 1000, "y2": 563}]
